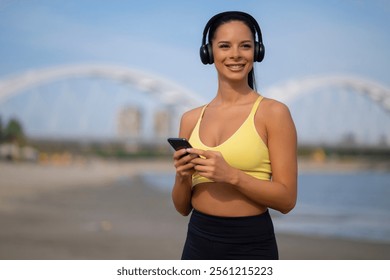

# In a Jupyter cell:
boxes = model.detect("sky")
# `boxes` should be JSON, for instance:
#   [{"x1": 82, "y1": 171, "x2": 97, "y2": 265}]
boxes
[{"x1": 0, "y1": 0, "x2": 389, "y2": 142}]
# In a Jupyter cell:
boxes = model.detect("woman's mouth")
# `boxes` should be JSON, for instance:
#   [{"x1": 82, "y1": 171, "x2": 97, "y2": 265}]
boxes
[{"x1": 226, "y1": 63, "x2": 245, "y2": 71}]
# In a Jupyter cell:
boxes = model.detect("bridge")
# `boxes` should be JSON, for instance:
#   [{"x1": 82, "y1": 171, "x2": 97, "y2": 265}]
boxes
[
  {"x1": 0, "y1": 64, "x2": 204, "y2": 143},
  {"x1": 265, "y1": 75, "x2": 390, "y2": 148},
  {"x1": 0, "y1": 64, "x2": 389, "y2": 149}
]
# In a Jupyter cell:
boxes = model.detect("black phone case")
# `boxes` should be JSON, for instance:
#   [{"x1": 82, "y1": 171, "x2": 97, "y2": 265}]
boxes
[{"x1": 167, "y1": 138, "x2": 193, "y2": 151}]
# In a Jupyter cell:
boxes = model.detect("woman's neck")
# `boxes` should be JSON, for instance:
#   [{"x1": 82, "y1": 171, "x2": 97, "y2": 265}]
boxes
[{"x1": 214, "y1": 81, "x2": 256, "y2": 105}]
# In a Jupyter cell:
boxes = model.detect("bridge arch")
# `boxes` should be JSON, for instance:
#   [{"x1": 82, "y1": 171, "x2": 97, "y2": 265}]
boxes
[
  {"x1": 264, "y1": 75, "x2": 390, "y2": 147},
  {"x1": 0, "y1": 64, "x2": 206, "y2": 141},
  {"x1": 264, "y1": 75, "x2": 390, "y2": 112},
  {"x1": 0, "y1": 63, "x2": 204, "y2": 109}
]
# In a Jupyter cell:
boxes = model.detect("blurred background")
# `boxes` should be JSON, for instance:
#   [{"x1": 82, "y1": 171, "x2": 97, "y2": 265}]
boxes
[{"x1": 0, "y1": 0, "x2": 389, "y2": 259}]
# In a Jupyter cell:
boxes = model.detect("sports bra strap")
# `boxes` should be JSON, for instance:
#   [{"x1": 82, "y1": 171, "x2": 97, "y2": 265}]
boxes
[
  {"x1": 249, "y1": 96, "x2": 263, "y2": 117},
  {"x1": 200, "y1": 103, "x2": 208, "y2": 117}
]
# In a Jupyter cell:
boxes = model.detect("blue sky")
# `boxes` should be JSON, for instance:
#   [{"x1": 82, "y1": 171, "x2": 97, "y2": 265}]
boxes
[{"x1": 0, "y1": 0, "x2": 389, "y2": 141}]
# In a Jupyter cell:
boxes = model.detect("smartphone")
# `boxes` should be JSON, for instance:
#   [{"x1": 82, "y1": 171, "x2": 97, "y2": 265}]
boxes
[
  {"x1": 167, "y1": 137, "x2": 193, "y2": 151},
  {"x1": 167, "y1": 138, "x2": 199, "y2": 159}
]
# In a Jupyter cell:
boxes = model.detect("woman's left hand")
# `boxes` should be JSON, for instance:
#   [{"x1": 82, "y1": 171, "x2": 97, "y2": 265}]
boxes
[{"x1": 186, "y1": 148, "x2": 237, "y2": 184}]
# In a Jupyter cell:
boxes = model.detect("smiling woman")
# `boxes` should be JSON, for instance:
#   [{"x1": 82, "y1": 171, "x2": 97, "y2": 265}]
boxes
[{"x1": 170, "y1": 11, "x2": 297, "y2": 260}]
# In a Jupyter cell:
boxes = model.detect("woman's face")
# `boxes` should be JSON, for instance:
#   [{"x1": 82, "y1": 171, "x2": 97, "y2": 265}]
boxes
[{"x1": 211, "y1": 20, "x2": 255, "y2": 85}]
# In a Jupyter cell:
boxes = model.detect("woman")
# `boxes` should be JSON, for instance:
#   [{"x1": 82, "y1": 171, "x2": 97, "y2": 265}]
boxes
[{"x1": 171, "y1": 11, "x2": 297, "y2": 260}]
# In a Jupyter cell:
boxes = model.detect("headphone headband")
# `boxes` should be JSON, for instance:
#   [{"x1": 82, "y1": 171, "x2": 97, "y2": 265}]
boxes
[
  {"x1": 200, "y1": 11, "x2": 265, "y2": 64},
  {"x1": 201, "y1": 11, "x2": 263, "y2": 46}
]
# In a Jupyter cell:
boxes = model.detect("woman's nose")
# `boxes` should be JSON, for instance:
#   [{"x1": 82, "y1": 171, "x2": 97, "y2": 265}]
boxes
[{"x1": 230, "y1": 46, "x2": 241, "y2": 59}]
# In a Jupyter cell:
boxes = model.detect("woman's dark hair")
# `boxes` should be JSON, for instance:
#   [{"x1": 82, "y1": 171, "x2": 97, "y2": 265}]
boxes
[{"x1": 208, "y1": 13, "x2": 258, "y2": 90}]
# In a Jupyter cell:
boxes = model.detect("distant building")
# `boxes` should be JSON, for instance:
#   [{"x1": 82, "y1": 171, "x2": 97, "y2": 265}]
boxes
[
  {"x1": 117, "y1": 106, "x2": 141, "y2": 139},
  {"x1": 154, "y1": 110, "x2": 171, "y2": 139}
]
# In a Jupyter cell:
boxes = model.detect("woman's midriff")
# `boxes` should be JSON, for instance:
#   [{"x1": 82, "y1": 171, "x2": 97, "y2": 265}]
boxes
[{"x1": 191, "y1": 182, "x2": 267, "y2": 217}]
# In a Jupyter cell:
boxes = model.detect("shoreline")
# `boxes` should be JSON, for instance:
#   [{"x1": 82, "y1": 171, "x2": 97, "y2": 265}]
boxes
[
  {"x1": 298, "y1": 157, "x2": 390, "y2": 173},
  {"x1": 1, "y1": 158, "x2": 389, "y2": 260},
  {"x1": 1, "y1": 157, "x2": 388, "y2": 203}
]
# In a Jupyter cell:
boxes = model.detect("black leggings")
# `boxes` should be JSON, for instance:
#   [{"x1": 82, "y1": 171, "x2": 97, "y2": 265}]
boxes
[{"x1": 181, "y1": 209, "x2": 278, "y2": 260}]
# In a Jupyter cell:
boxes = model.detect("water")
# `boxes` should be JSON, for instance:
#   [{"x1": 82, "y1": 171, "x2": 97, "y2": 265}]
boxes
[
  {"x1": 273, "y1": 172, "x2": 390, "y2": 243},
  {"x1": 140, "y1": 171, "x2": 390, "y2": 244}
]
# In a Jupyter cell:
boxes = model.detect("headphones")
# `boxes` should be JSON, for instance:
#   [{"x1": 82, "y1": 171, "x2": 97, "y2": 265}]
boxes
[{"x1": 200, "y1": 11, "x2": 265, "y2": 65}]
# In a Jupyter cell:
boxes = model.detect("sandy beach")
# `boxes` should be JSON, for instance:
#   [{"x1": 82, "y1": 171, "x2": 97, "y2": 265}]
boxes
[{"x1": 0, "y1": 159, "x2": 389, "y2": 260}]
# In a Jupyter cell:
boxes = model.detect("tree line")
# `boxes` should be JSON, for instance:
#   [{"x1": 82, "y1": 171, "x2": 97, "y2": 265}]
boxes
[{"x1": 0, "y1": 116, "x2": 26, "y2": 145}]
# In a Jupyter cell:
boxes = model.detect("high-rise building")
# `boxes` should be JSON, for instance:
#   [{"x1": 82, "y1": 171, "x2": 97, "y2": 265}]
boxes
[
  {"x1": 117, "y1": 106, "x2": 141, "y2": 139},
  {"x1": 154, "y1": 110, "x2": 170, "y2": 138}
]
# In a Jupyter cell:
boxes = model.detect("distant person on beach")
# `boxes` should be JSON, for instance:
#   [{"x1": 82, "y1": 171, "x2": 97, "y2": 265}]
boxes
[{"x1": 170, "y1": 11, "x2": 297, "y2": 260}]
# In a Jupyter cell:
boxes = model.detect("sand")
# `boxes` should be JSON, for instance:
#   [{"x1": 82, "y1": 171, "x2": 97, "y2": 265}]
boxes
[{"x1": 0, "y1": 159, "x2": 389, "y2": 260}]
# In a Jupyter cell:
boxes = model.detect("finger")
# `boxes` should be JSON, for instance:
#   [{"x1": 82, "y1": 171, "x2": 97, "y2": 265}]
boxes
[
  {"x1": 185, "y1": 148, "x2": 203, "y2": 156},
  {"x1": 175, "y1": 155, "x2": 195, "y2": 169},
  {"x1": 194, "y1": 163, "x2": 213, "y2": 172},
  {"x1": 173, "y1": 149, "x2": 189, "y2": 160},
  {"x1": 175, "y1": 160, "x2": 190, "y2": 170},
  {"x1": 186, "y1": 148, "x2": 214, "y2": 158},
  {"x1": 186, "y1": 153, "x2": 201, "y2": 162},
  {"x1": 179, "y1": 153, "x2": 197, "y2": 165},
  {"x1": 189, "y1": 156, "x2": 207, "y2": 166}
]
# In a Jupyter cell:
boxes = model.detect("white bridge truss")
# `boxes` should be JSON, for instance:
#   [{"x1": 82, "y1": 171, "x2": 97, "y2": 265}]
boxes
[
  {"x1": 0, "y1": 64, "x2": 203, "y2": 108},
  {"x1": 265, "y1": 75, "x2": 390, "y2": 112}
]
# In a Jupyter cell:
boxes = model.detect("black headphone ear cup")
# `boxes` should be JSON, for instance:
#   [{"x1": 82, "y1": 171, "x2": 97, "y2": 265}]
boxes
[
  {"x1": 200, "y1": 44, "x2": 214, "y2": 64},
  {"x1": 200, "y1": 44, "x2": 209, "y2": 64},
  {"x1": 254, "y1": 42, "x2": 265, "y2": 62}
]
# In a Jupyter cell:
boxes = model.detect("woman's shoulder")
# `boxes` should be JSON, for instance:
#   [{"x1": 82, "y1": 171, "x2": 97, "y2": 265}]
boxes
[
  {"x1": 261, "y1": 97, "x2": 292, "y2": 119},
  {"x1": 179, "y1": 105, "x2": 207, "y2": 137},
  {"x1": 181, "y1": 105, "x2": 206, "y2": 124},
  {"x1": 259, "y1": 97, "x2": 295, "y2": 135}
]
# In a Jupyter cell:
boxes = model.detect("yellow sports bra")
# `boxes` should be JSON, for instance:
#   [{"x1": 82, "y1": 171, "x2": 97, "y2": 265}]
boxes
[{"x1": 189, "y1": 96, "x2": 272, "y2": 187}]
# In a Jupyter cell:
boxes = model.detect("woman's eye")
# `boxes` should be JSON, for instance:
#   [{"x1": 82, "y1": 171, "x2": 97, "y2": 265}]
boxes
[
  {"x1": 242, "y1": 44, "x2": 252, "y2": 49},
  {"x1": 218, "y1": 44, "x2": 230, "y2": 49}
]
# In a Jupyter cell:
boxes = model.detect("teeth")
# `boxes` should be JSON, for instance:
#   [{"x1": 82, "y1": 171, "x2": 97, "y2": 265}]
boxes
[{"x1": 228, "y1": 65, "x2": 244, "y2": 70}]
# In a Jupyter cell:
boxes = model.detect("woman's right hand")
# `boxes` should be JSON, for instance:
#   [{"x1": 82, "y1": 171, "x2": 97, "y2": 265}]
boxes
[{"x1": 173, "y1": 149, "x2": 197, "y2": 178}]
